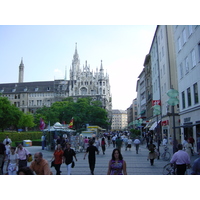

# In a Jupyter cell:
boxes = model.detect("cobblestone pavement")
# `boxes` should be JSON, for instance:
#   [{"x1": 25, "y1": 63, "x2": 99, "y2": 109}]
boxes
[{"x1": 3, "y1": 143, "x2": 196, "y2": 175}]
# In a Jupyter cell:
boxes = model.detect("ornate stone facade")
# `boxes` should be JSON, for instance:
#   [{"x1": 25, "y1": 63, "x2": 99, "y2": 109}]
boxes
[{"x1": 0, "y1": 45, "x2": 112, "y2": 123}]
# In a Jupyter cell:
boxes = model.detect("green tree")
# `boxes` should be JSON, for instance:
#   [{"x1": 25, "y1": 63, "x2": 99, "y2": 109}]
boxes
[{"x1": 18, "y1": 112, "x2": 35, "y2": 130}]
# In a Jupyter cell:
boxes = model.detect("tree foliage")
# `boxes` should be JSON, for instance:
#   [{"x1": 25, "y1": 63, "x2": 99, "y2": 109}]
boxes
[{"x1": 34, "y1": 97, "x2": 109, "y2": 130}]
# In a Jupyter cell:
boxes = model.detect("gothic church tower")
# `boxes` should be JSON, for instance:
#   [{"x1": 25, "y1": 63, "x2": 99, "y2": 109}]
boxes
[{"x1": 18, "y1": 58, "x2": 24, "y2": 83}]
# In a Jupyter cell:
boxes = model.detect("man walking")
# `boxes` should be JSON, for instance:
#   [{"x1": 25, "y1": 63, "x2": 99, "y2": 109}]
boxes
[
  {"x1": 133, "y1": 137, "x2": 141, "y2": 154},
  {"x1": 84, "y1": 140, "x2": 99, "y2": 175},
  {"x1": 170, "y1": 144, "x2": 190, "y2": 175},
  {"x1": 30, "y1": 152, "x2": 52, "y2": 175},
  {"x1": 16, "y1": 143, "x2": 30, "y2": 169}
]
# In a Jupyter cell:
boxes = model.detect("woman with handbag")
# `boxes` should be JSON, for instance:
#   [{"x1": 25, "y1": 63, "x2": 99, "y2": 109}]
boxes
[{"x1": 51, "y1": 144, "x2": 64, "y2": 175}]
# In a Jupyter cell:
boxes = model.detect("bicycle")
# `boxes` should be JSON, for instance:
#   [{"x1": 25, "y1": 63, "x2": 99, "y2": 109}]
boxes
[
  {"x1": 163, "y1": 163, "x2": 191, "y2": 175},
  {"x1": 161, "y1": 146, "x2": 171, "y2": 161},
  {"x1": 163, "y1": 163, "x2": 176, "y2": 175}
]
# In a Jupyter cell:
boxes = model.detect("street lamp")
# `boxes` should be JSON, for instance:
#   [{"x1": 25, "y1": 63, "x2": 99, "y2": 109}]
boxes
[
  {"x1": 153, "y1": 104, "x2": 161, "y2": 159},
  {"x1": 167, "y1": 88, "x2": 179, "y2": 153},
  {"x1": 134, "y1": 119, "x2": 143, "y2": 138}
]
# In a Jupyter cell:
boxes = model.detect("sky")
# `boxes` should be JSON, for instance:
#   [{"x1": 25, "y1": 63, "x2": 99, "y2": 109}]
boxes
[{"x1": 0, "y1": 25, "x2": 156, "y2": 110}]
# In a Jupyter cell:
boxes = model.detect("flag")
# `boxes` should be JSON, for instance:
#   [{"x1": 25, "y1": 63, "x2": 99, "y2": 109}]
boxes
[
  {"x1": 68, "y1": 118, "x2": 74, "y2": 129},
  {"x1": 39, "y1": 118, "x2": 45, "y2": 130}
]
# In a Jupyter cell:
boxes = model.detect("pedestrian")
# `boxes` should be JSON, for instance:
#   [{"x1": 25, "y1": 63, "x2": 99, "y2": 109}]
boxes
[
  {"x1": 5, "y1": 141, "x2": 11, "y2": 160},
  {"x1": 185, "y1": 139, "x2": 193, "y2": 158},
  {"x1": 147, "y1": 141, "x2": 157, "y2": 166},
  {"x1": 41, "y1": 134, "x2": 46, "y2": 150},
  {"x1": 6, "y1": 147, "x2": 19, "y2": 175},
  {"x1": 30, "y1": 152, "x2": 52, "y2": 175},
  {"x1": 127, "y1": 137, "x2": 132, "y2": 151},
  {"x1": 123, "y1": 136, "x2": 128, "y2": 151},
  {"x1": 84, "y1": 137, "x2": 89, "y2": 150},
  {"x1": 107, "y1": 134, "x2": 111, "y2": 147},
  {"x1": 115, "y1": 136, "x2": 123, "y2": 152},
  {"x1": 17, "y1": 166, "x2": 34, "y2": 175},
  {"x1": 15, "y1": 143, "x2": 30, "y2": 169},
  {"x1": 94, "y1": 137, "x2": 100, "y2": 154},
  {"x1": 63, "y1": 143, "x2": 77, "y2": 175},
  {"x1": 191, "y1": 150, "x2": 200, "y2": 175},
  {"x1": 188, "y1": 135, "x2": 195, "y2": 155},
  {"x1": 107, "y1": 148, "x2": 127, "y2": 175},
  {"x1": 146, "y1": 133, "x2": 150, "y2": 148},
  {"x1": 3, "y1": 135, "x2": 12, "y2": 145},
  {"x1": 112, "y1": 135, "x2": 116, "y2": 148},
  {"x1": 101, "y1": 137, "x2": 106, "y2": 155},
  {"x1": 51, "y1": 144, "x2": 64, "y2": 175},
  {"x1": 182, "y1": 137, "x2": 188, "y2": 150},
  {"x1": 83, "y1": 140, "x2": 99, "y2": 175},
  {"x1": 170, "y1": 144, "x2": 190, "y2": 175},
  {"x1": 133, "y1": 137, "x2": 141, "y2": 154},
  {"x1": 0, "y1": 142, "x2": 6, "y2": 175},
  {"x1": 162, "y1": 136, "x2": 168, "y2": 146}
]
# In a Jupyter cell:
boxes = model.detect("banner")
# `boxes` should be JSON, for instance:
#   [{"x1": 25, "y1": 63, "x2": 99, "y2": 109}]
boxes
[
  {"x1": 39, "y1": 118, "x2": 45, "y2": 130},
  {"x1": 68, "y1": 118, "x2": 74, "y2": 129}
]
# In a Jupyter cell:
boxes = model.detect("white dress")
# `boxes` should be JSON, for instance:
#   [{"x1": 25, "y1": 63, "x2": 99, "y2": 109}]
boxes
[{"x1": 8, "y1": 153, "x2": 19, "y2": 175}]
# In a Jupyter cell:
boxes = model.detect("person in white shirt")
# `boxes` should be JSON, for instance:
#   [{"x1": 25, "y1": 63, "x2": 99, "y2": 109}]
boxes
[
  {"x1": 127, "y1": 138, "x2": 132, "y2": 151},
  {"x1": 133, "y1": 137, "x2": 141, "y2": 154},
  {"x1": 3, "y1": 135, "x2": 12, "y2": 145}
]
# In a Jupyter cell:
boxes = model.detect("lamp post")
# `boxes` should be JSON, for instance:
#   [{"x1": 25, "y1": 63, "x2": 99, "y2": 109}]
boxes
[
  {"x1": 134, "y1": 119, "x2": 143, "y2": 138},
  {"x1": 167, "y1": 88, "x2": 179, "y2": 154},
  {"x1": 153, "y1": 104, "x2": 161, "y2": 159}
]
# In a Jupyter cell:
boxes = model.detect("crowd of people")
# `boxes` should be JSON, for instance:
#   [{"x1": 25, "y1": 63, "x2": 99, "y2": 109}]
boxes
[{"x1": 0, "y1": 132, "x2": 200, "y2": 175}]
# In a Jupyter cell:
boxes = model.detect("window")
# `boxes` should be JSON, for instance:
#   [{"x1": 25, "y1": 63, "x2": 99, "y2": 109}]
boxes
[
  {"x1": 193, "y1": 83, "x2": 199, "y2": 104},
  {"x1": 180, "y1": 62, "x2": 184, "y2": 78},
  {"x1": 182, "y1": 29, "x2": 187, "y2": 45},
  {"x1": 188, "y1": 25, "x2": 193, "y2": 36},
  {"x1": 198, "y1": 43, "x2": 200, "y2": 62},
  {"x1": 191, "y1": 49, "x2": 196, "y2": 68},
  {"x1": 182, "y1": 91, "x2": 185, "y2": 109},
  {"x1": 162, "y1": 46, "x2": 164, "y2": 57},
  {"x1": 178, "y1": 37, "x2": 182, "y2": 52},
  {"x1": 185, "y1": 57, "x2": 189, "y2": 74},
  {"x1": 187, "y1": 87, "x2": 191, "y2": 107}
]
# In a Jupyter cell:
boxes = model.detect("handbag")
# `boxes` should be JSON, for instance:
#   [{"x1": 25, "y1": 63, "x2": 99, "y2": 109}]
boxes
[
  {"x1": 51, "y1": 160, "x2": 55, "y2": 168},
  {"x1": 71, "y1": 160, "x2": 75, "y2": 168},
  {"x1": 27, "y1": 154, "x2": 33, "y2": 162}
]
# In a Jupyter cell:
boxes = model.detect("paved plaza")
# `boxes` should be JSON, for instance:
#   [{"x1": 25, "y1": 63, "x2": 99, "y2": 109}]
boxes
[{"x1": 4, "y1": 143, "x2": 197, "y2": 175}]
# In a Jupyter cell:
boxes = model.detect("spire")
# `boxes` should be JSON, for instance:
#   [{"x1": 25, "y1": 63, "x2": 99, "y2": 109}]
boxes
[
  {"x1": 100, "y1": 60, "x2": 103, "y2": 70},
  {"x1": 20, "y1": 57, "x2": 24, "y2": 65},
  {"x1": 65, "y1": 66, "x2": 67, "y2": 80},
  {"x1": 18, "y1": 57, "x2": 24, "y2": 83}
]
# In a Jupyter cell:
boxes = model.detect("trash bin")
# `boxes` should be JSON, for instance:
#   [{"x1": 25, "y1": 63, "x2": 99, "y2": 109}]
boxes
[{"x1": 23, "y1": 140, "x2": 32, "y2": 147}]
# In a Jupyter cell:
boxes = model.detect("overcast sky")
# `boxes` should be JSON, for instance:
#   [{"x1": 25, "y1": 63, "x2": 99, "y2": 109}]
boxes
[{"x1": 0, "y1": 25, "x2": 156, "y2": 110}]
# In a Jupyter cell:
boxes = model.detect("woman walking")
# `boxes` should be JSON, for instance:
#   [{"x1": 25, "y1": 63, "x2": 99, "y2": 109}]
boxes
[
  {"x1": 101, "y1": 138, "x2": 106, "y2": 155},
  {"x1": 147, "y1": 141, "x2": 157, "y2": 166},
  {"x1": 107, "y1": 148, "x2": 127, "y2": 175},
  {"x1": 51, "y1": 144, "x2": 64, "y2": 175},
  {"x1": 6, "y1": 147, "x2": 19, "y2": 175}
]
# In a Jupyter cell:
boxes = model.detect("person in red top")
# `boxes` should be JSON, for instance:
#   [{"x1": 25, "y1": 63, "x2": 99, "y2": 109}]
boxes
[
  {"x1": 188, "y1": 135, "x2": 195, "y2": 155},
  {"x1": 51, "y1": 144, "x2": 64, "y2": 175}
]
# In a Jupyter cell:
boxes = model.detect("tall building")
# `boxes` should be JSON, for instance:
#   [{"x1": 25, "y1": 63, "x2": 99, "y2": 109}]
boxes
[
  {"x1": 111, "y1": 109, "x2": 128, "y2": 131},
  {"x1": 0, "y1": 44, "x2": 112, "y2": 124},
  {"x1": 173, "y1": 25, "x2": 200, "y2": 150}
]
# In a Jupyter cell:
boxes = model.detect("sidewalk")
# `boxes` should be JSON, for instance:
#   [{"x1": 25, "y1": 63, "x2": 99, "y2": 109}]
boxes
[{"x1": 3, "y1": 143, "x2": 198, "y2": 175}]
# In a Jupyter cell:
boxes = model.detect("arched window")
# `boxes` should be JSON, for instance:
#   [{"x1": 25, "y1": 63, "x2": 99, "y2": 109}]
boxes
[{"x1": 80, "y1": 87, "x2": 87, "y2": 95}]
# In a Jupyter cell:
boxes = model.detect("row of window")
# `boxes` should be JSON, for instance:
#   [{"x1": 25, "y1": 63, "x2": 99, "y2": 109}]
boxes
[
  {"x1": 177, "y1": 25, "x2": 197, "y2": 52},
  {"x1": 179, "y1": 48, "x2": 198, "y2": 79},
  {"x1": 181, "y1": 83, "x2": 199, "y2": 109}
]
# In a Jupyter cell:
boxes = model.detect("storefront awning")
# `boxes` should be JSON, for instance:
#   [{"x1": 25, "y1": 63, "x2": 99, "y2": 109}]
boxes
[{"x1": 149, "y1": 120, "x2": 161, "y2": 130}]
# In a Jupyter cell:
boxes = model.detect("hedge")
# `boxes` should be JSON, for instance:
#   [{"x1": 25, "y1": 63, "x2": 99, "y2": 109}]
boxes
[{"x1": 0, "y1": 131, "x2": 42, "y2": 144}]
